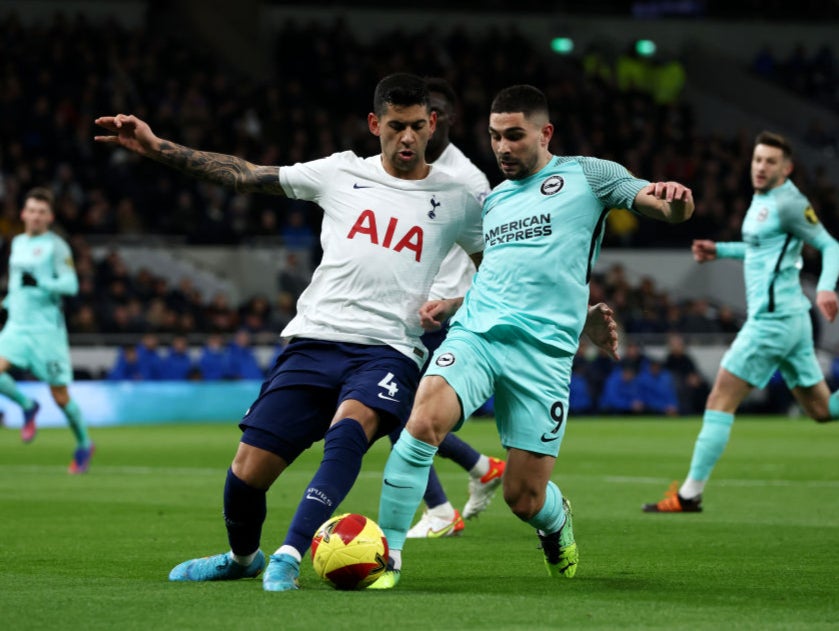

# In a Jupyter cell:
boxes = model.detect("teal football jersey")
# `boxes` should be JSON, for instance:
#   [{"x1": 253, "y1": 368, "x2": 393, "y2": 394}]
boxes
[
  {"x1": 728, "y1": 180, "x2": 839, "y2": 318},
  {"x1": 5, "y1": 231, "x2": 78, "y2": 330},
  {"x1": 452, "y1": 156, "x2": 648, "y2": 353}
]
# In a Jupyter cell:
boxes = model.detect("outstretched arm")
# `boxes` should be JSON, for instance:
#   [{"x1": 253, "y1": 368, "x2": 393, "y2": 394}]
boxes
[
  {"x1": 94, "y1": 114, "x2": 285, "y2": 195},
  {"x1": 633, "y1": 181, "x2": 694, "y2": 223}
]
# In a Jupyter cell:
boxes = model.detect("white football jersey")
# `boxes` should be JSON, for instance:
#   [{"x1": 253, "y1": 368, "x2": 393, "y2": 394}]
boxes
[
  {"x1": 279, "y1": 151, "x2": 483, "y2": 366},
  {"x1": 427, "y1": 143, "x2": 492, "y2": 300}
]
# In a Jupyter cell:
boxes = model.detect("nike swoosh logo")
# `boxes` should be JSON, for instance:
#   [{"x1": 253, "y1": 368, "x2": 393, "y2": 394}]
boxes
[
  {"x1": 353, "y1": 183, "x2": 372, "y2": 189},
  {"x1": 540, "y1": 434, "x2": 560, "y2": 443},
  {"x1": 482, "y1": 468, "x2": 503, "y2": 483},
  {"x1": 384, "y1": 479, "x2": 412, "y2": 489},
  {"x1": 426, "y1": 524, "x2": 455, "y2": 537},
  {"x1": 305, "y1": 493, "x2": 330, "y2": 505},
  {"x1": 377, "y1": 392, "x2": 400, "y2": 402}
]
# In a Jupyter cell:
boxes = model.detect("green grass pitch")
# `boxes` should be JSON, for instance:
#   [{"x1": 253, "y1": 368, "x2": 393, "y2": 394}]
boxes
[{"x1": 1, "y1": 416, "x2": 837, "y2": 630}]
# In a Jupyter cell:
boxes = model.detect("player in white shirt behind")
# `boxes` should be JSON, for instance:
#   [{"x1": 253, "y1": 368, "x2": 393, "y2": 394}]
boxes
[
  {"x1": 399, "y1": 79, "x2": 505, "y2": 539},
  {"x1": 95, "y1": 73, "x2": 486, "y2": 592}
]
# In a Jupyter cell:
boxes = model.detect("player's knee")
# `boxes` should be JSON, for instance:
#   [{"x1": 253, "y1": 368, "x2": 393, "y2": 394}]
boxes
[
  {"x1": 404, "y1": 415, "x2": 445, "y2": 446},
  {"x1": 50, "y1": 388, "x2": 70, "y2": 407},
  {"x1": 231, "y1": 444, "x2": 286, "y2": 490}
]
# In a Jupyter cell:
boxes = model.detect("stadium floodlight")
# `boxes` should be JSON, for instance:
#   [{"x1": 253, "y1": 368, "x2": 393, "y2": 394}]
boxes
[
  {"x1": 635, "y1": 39, "x2": 657, "y2": 56},
  {"x1": 550, "y1": 37, "x2": 575, "y2": 55}
]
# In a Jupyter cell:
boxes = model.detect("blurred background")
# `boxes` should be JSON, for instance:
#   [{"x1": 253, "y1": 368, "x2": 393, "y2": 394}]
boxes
[{"x1": 1, "y1": 0, "x2": 839, "y2": 422}]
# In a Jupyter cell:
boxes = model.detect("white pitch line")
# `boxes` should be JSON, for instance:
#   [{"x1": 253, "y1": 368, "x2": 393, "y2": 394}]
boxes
[
  {"x1": 600, "y1": 475, "x2": 839, "y2": 489},
  {"x1": 1, "y1": 465, "x2": 837, "y2": 488}
]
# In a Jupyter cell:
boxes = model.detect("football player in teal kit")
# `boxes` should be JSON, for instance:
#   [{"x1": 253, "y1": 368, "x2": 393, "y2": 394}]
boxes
[
  {"x1": 0, "y1": 187, "x2": 93, "y2": 473},
  {"x1": 644, "y1": 131, "x2": 839, "y2": 513},
  {"x1": 374, "y1": 85, "x2": 693, "y2": 587}
]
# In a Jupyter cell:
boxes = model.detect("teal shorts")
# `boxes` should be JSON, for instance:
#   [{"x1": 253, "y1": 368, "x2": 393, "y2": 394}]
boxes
[
  {"x1": 0, "y1": 323, "x2": 73, "y2": 386},
  {"x1": 721, "y1": 313, "x2": 823, "y2": 389},
  {"x1": 424, "y1": 324, "x2": 573, "y2": 457}
]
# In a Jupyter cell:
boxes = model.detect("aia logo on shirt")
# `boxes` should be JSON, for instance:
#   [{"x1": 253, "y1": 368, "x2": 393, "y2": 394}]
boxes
[{"x1": 347, "y1": 209, "x2": 424, "y2": 262}]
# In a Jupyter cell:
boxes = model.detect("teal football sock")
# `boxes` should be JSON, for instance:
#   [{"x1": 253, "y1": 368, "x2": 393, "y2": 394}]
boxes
[
  {"x1": 0, "y1": 373, "x2": 33, "y2": 410},
  {"x1": 527, "y1": 481, "x2": 565, "y2": 534},
  {"x1": 687, "y1": 410, "x2": 734, "y2": 482},
  {"x1": 62, "y1": 399, "x2": 90, "y2": 448},
  {"x1": 378, "y1": 429, "x2": 437, "y2": 553}
]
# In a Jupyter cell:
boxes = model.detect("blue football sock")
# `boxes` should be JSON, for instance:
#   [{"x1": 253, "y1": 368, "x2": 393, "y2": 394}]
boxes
[
  {"x1": 379, "y1": 429, "x2": 437, "y2": 552},
  {"x1": 0, "y1": 373, "x2": 32, "y2": 410},
  {"x1": 61, "y1": 399, "x2": 90, "y2": 448},
  {"x1": 423, "y1": 465, "x2": 448, "y2": 509},
  {"x1": 283, "y1": 418, "x2": 368, "y2": 556},
  {"x1": 224, "y1": 468, "x2": 267, "y2": 556},
  {"x1": 437, "y1": 432, "x2": 480, "y2": 471},
  {"x1": 687, "y1": 410, "x2": 735, "y2": 482},
  {"x1": 526, "y1": 481, "x2": 565, "y2": 534}
]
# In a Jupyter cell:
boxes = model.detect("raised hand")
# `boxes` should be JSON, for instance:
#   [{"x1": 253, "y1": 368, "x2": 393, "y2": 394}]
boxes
[
  {"x1": 643, "y1": 181, "x2": 693, "y2": 204},
  {"x1": 94, "y1": 114, "x2": 159, "y2": 157},
  {"x1": 419, "y1": 298, "x2": 462, "y2": 331},
  {"x1": 816, "y1": 290, "x2": 838, "y2": 323},
  {"x1": 691, "y1": 239, "x2": 717, "y2": 263}
]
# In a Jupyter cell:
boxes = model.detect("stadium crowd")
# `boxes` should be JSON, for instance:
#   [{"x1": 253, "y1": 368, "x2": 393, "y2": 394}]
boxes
[
  {"x1": 2, "y1": 11, "x2": 837, "y2": 252},
  {"x1": 106, "y1": 330, "x2": 273, "y2": 382},
  {"x1": 752, "y1": 43, "x2": 839, "y2": 122}
]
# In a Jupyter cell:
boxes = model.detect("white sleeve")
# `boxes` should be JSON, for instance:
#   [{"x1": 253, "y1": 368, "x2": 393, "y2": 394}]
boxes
[{"x1": 279, "y1": 152, "x2": 349, "y2": 202}]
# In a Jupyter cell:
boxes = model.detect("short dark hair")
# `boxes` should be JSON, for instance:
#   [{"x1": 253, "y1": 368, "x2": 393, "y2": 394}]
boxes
[
  {"x1": 373, "y1": 73, "x2": 429, "y2": 116},
  {"x1": 755, "y1": 131, "x2": 792, "y2": 159},
  {"x1": 490, "y1": 85, "x2": 549, "y2": 119},
  {"x1": 425, "y1": 77, "x2": 457, "y2": 107},
  {"x1": 25, "y1": 186, "x2": 54, "y2": 210}
]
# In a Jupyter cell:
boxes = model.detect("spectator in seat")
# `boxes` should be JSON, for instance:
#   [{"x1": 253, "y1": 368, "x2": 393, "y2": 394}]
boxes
[
  {"x1": 107, "y1": 345, "x2": 144, "y2": 381},
  {"x1": 160, "y1": 335, "x2": 195, "y2": 380},
  {"x1": 228, "y1": 329, "x2": 265, "y2": 380},
  {"x1": 198, "y1": 333, "x2": 232, "y2": 381},
  {"x1": 637, "y1": 358, "x2": 679, "y2": 416},
  {"x1": 663, "y1": 333, "x2": 710, "y2": 414},
  {"x1": 599, "y1": 362, "x2": 644, "y2": 414},
  {"x1": 136, "y1": 333, "x2": 163, "y2": 380}
]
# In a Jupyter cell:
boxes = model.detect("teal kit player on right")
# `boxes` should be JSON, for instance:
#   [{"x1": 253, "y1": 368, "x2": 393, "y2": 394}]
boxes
[
  {"x1": 644, "y1": 131, "x2": 839, "y2": 514},
  {"x1": 374, "y1": 85, "x2": 694, "y2": 589},
  {"x1": 0, "y1": 187, "x2": 94, "y2": 473}
]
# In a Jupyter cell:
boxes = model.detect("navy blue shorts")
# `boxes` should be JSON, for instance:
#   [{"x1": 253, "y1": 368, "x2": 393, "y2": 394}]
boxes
[
  {"x1": 239, "y1": 338, "x2": 420, "y2": 463},
  {"x1": 420, "y1": 320, "x2": 450, "y2": 372}
]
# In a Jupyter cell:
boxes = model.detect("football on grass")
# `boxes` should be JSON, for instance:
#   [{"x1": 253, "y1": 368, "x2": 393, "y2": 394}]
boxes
[{"x1": 311, "y1": 513, "x2": 389, "y2": 590}]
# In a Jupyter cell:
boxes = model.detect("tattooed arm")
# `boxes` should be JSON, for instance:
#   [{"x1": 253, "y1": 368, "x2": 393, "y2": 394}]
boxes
[{"x1": 94, "y1": 114, "x2": 285, "y2": 195}]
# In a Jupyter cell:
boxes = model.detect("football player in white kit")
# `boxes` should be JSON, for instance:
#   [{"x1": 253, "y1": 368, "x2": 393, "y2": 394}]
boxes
[{"x1": 96, "y1": 73, "x2": 484, "y2": 591}]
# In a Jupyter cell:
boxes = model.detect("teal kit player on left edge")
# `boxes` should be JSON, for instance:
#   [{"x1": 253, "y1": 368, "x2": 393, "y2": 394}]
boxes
[{"x1": 0, "y1": 187, "x2": 93, "y2": 473}]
